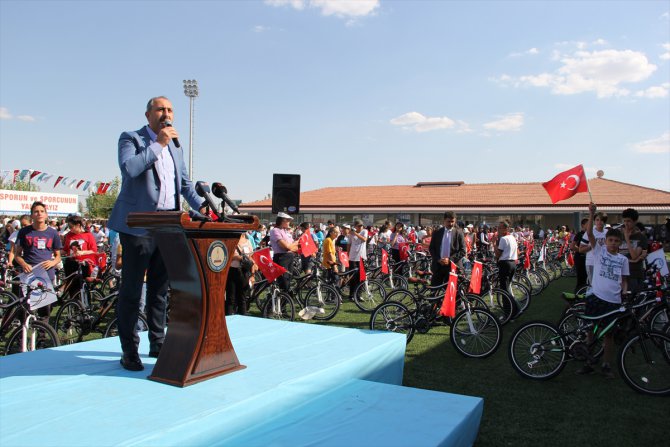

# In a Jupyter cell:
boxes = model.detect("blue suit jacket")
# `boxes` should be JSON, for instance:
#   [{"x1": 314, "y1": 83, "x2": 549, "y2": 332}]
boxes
[{"x1": 108, "y1": 126, "x2": 202, "y2": 236}]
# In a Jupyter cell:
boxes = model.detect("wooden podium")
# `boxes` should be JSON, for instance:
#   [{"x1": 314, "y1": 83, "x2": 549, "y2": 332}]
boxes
[{"x1": 127, "y1": 211, "x2": 259, "y2": 387}]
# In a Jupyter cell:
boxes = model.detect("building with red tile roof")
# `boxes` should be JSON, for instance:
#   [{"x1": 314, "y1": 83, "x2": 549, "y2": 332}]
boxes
[{"x1": 239, "y1": 176, "x2": 670, "y2": 230}]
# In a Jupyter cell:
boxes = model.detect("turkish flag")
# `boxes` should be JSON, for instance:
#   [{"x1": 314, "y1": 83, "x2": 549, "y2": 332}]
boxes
[
  {"x1": 439, "y1": 272, "x2": 458, "y2": 317},
  {"x1": 299, "y1": 230, "x2": 318, "y2": 257},
  {"x1": 566, "y1": 251, "x2": 574, "y2": 267},
  {"x1": 251, "y1": 247, "x2": 287, "y2": 283},
  {"x1": 399, "y1": 242, "x2": 410, "y2": 261},
  {"x1": 359, "y1": 260, "x2": 367, "y2": 281},
  {"x1": 542, "y1": 164, "x2": 589, "y2": 204},
  {"x1": 339, "y1": 251, "x2": 350, "y2": 268},
  {"x1": 524, "y1": 242, "x2": 531, "y2": 270},
  {"x1": 468, "y1": 261, "x2": 483, "y2": 294},
  {"x1": 381, "y1": 249, "x2": 389, "y2": 274}
]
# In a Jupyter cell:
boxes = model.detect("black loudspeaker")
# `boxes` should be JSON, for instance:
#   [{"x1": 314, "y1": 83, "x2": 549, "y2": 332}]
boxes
[{"x1": 272, "y1": 174, "x2": 301, "y2": 214}]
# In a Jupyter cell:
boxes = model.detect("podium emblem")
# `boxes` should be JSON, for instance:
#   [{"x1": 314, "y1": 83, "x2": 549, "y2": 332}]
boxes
[{"x1": 206, "y1": 241, "x2": 228, "y2": 272}]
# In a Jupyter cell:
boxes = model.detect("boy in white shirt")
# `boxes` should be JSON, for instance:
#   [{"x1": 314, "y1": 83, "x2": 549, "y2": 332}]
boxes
[{"x1": 577, "y1": 203, "x2": 629, "y2": 378}]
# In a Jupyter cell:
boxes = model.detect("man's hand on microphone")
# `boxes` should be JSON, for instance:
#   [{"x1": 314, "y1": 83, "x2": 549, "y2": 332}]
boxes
[{"x1": 157, "y1": 126, "x2": 179, "y2": 147}]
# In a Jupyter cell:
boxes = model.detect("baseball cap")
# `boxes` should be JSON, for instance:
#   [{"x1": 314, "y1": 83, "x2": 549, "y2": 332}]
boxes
[
  {"x1": 277, "y1": 212, "x2": 293, "y2": 220},
  {"x1": 353, "y1": 219, "x2": 364, "y2": 226}
]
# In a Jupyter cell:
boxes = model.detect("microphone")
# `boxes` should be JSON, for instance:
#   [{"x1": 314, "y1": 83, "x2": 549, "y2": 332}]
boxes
[
  {"x1": 195, "y1": 181, "x2": 222, "y2": 221},
  {"x1": 162, "y1": 119, "x2": 181, "y2": 148},
  {"x1": 212, "y1": 182, "x2": 240, "y2": 214}
]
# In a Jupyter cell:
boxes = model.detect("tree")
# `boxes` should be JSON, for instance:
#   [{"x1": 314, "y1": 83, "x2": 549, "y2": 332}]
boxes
[
  {"x1": 0, "y1": 179, "x2": 39, "y2": 191},
  {"x1": 85, "y1": 177, "x2": 120, "y2": 218}
]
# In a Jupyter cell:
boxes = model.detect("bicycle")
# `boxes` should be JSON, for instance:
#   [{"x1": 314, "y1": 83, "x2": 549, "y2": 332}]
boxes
[
  {"x1": 370, "y1": 276, "x2": 502, "y2": 358},
  {"x1": 260, "y1": 267, "x2": 341, "y2": 321},
  {"x1": 508, "y1": 291, "x2": 670, "y2": 396},
  {"x1": 0, "y1": 283, "x2": 59, "y2": 355}
]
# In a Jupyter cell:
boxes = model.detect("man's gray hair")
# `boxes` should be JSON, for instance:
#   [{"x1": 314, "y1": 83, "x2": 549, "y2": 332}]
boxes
[{"x1": 146, "y1": 96, "x2": 170, "y2": 113}]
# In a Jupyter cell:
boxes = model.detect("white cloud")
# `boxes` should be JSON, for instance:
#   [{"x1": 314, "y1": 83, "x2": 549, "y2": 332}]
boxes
[
  {"x1": 632, "y1": 132, "x2": 670, "y2": 154},
  {"x1": 0, "y1": 107, "x2": 35, "y2": 121},
  {"x1": 253, "y1": 25, "x2": 268, "y2": 33},
  {"x1": 509, "y1": 47, "x2": 539, "y2": 57},
  {"x1": 635, "y1": 82, "x2": 670, "y2": 98},
  {"x1": 497, "y1": 49, "x2": 658, "y2": 98},
  {"x1": 592, "y1": 38, "x2": 608, "y2": 46},
  {"x1": 483, "y1": 113, "x2": 524, "y2": 132},
  {"x1": 661, "y1": 11, "x2": 669, "y2": 20},
  {"x1": 265, "y1": 0, "x2": 379, "y2": 19},
  {"x1": 661, "y1": 43, "x2": 670, "y2": 60},
  {"x1": 390, "y1": 111, "x2": 468, "y2": 133}
]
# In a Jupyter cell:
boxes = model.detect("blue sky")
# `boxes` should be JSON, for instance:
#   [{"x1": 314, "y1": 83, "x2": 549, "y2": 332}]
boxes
[{"x1": 1, "y1": 0, "x2": 669, "y2": 203}]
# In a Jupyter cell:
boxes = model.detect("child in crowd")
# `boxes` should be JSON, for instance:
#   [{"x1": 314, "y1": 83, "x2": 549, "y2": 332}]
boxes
[{"x1": 578, "y1": 202, "x2": 629, "y2": 379}]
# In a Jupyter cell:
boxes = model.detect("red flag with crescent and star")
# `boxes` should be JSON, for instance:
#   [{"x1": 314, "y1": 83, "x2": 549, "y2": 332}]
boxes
[
  {"x1": 542, "y1": 164, "x2": 589, "y2": 204},
  {"x1": 359, "y1": 259, "x2": 367, "y2": 281},
  {"x1": 338, "y1": 250, "x2": 350, "y2": 268},
  {"x1": 299, "y1": 229, "x2": 318, "y2": 257},
  {"x1": 523, "y1": 241, "x2": 531, "y2": 270},
  {"x1": 381, "y1": 249, "x2": 389, "y2": 274},
  {"x1": 566, "y1": 250, "x2": 574, "y2": 267},
  {"x1": 250, "y1": 247, "x2": 287, "y2": 283},
  {"x1": 468, "y1": 261, "x2": 483, "y2": 294},
  {"x1": 398, "y1": 242, "x2": 410, "y2": 261},
  {"x1": 439, "y1": 272, "x2": 458, "y2": 317}
]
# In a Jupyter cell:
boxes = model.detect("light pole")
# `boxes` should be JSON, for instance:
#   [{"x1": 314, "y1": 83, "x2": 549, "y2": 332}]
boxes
[{"x1": 183, "y1": 79, "x2": 199, "y2": 181}]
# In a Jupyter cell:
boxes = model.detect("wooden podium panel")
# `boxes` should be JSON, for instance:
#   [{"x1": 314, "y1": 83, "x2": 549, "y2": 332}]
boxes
[{"x1": 127, "y1": 212, "x2": 259, "y2": 386}]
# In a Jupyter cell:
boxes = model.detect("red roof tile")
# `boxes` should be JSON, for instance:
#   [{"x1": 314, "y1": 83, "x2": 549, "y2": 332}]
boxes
[{"x1": 240, "y1": 178, "x2": 670, "y2": 210}]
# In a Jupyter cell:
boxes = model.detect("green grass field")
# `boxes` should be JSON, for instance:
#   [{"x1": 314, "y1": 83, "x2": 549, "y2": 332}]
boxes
[{"x1": 286, "y1": 277, "x2": 667, "y2": 447}]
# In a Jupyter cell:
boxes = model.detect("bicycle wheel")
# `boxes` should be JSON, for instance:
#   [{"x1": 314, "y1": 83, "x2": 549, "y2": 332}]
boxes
[
  {"x1": 618, "y1": 331, "x2": 670, "y2": 396},
  {"x1": 103, "y1": 314, "x2": 149, "y2": 338},
  {"x1": 370, "y1": 301, "x2": 415, "y2": 343},
  {"x1": 352, "y1": 280, "x2": 386, "y2": 313},
  {"x1": 508, "y1": 321, "x2": 567, "y2": 380},
  {"x1": 450, "y1": 308, "x2": 501, "y2": 358},
  {"x1": 526, "y1": 270, "x2": 545, "y2": 296},
  {"x1": 100, "y1": 274, "x2": 120, "y2": 296},
  {"x1": 463, "y1": 293, "x2": 489, "y2": 311},
  {"x1": 384, "y1": 289, "x2": 418, "y2": 312},
  {"x1": 261, "y1": 292, "x2": 295, "y2": 321},
  {"x1": 55, "y1": 300, "x2": 87, "y2": 345},
  {"x1": 481, "y1": 288, "x2": 516, "y2": 325},
  {"x1": 557, "y1": 312, "x2": 603, "y2": 360},
  {"x1": 535, "y1": 267, "x2": 552, "y2": 288},
  {"x1": 5, "y1": 320, "x2": 60, "y2": 355},
  {"x1": 304, "y1": 284, "x2": 340, "y2": 321},
  {"x1": 649, "y1": 307, "x2": 669, "y2": 333},
  {"x1": 382, "y1": 275, "x2": 409, "y2": 292},
  {"x1": 509, "y1": 281, "x2": 531, "y2": 315}
]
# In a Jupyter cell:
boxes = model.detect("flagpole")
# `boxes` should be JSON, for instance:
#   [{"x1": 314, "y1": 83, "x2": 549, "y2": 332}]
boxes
[{"x1": 582, "y1": 164, "x2": 594, "y2": 203}]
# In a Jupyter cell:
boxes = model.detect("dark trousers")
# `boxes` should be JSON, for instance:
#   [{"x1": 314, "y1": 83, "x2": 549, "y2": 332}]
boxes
[
  {"x1": 117, "y1": 233, "x2": 169, "y2": 354},
  {"x1": 273, "y1": 252, "x2": 295, "y2": 293},
  {"x1": 348, "y1": 260, "x2": 363, "y2": 299},
  {"x1": 431, "y1": 262, "x2": 452, "y2": 287},
  {"x1": 575, "y1": 256, "x2": 588, "y2": 293},
  {"x1": 225, "y1": 267, "x2": 248, "y2": 316},
  {"x1": 497, "y1": 260, "x2": 516, "y2": 293}
]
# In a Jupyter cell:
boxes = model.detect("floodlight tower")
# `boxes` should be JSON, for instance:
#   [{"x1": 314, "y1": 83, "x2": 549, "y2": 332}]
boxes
[{"x1": 183, "y1": 79, "x2": 199, "y2": 181}]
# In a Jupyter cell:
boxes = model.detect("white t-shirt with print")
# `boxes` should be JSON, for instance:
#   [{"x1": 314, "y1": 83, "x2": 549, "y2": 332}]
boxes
[
  {"x1": 591, "y1": 242, "x2": 629, "y2": 304},
  {"x1": 349, "y1": 229, "x2": 368, "y2": 262},
  {"x1": 581, "y1": 228, "x2": 607, "y2": 266}
]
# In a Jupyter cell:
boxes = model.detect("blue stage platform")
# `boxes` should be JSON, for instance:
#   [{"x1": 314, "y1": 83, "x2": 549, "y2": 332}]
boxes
[{"x1": 0, "y1": 316, "x2": 483, "y2": 446}]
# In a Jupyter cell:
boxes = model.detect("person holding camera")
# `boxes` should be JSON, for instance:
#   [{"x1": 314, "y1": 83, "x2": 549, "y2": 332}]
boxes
[{"x1": 226, "y1": 232, "x2": 257, "y2": 316}]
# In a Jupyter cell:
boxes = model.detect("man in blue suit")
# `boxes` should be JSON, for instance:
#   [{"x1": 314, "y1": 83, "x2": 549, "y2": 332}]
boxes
[{"x1": 108, "y1": 96, "x2": 205, "y2": 371}]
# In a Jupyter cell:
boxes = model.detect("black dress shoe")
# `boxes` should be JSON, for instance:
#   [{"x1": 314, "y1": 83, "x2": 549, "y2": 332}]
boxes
[
  {"x1": 120, "y1": 353, "x2": 144, "y2": 371},
  {"x1": 148, "y1": 345, "x2": 162, "y2": 358}
]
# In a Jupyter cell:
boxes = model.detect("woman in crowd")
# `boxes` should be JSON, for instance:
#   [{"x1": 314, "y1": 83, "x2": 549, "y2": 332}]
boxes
[{"x1": 226, "y1": 232, "x2": 257, "y2": 316}]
